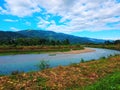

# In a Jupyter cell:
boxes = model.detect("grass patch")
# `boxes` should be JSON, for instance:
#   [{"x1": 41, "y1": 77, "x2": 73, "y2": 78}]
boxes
[{"x1": 83, "y1": 71, "x2": 120, "y2": 90}]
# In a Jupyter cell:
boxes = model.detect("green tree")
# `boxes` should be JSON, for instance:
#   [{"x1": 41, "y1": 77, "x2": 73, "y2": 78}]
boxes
[{"x1": 62, "y1": 39, "x2": 70, "y2": 45}]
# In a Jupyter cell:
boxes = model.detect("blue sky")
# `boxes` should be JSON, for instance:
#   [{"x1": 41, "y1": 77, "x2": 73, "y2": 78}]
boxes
[{"x1": 0, "y1": 0, "x2": 120, "y2": 40}]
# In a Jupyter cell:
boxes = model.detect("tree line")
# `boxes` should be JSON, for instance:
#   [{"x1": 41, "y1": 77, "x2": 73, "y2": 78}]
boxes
[
  {"x1": 0, "y1": 38, "x2": 70, "y2": 46},
  {"x1": 104, "y1": 40, "x2": 120, "y2": 45}
]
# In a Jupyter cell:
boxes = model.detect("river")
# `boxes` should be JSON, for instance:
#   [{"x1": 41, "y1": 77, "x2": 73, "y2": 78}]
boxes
[{"x1": 0, "y1": 48, "x2": 120, "y2": 75}]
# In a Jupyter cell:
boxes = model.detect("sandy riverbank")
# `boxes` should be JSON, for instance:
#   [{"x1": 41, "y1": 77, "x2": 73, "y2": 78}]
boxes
[{"x1": 50, "y1": 48, "x2": 95, "y2": 54}]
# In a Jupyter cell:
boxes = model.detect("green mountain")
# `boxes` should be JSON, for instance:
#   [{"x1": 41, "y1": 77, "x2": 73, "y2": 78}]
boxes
[
  {"x1": 0, "y1": 31, "x2": 27, "y2": 40},
  {"x1": 0, "y1": 30, "x2": 105, "y2": 44}
]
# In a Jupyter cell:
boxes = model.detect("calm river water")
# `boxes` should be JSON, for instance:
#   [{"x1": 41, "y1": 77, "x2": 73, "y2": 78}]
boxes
[{"x1": 0, "y1": 48, "x2": 120, "y2": 74}]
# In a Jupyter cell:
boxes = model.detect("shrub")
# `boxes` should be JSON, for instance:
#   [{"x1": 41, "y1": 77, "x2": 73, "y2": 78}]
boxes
[
  {"x1": 11, "y1": 70, "x2": 21, "y2": 75},
  {"x1": 100, "y1": 56, "x2": 106, "y2": 59},
  {"x1": 36, "y1": 60, "x2": 50, "y2": 70},
  {"x1": 80, "y1": 58, "x2": 85, "y2": 63}
]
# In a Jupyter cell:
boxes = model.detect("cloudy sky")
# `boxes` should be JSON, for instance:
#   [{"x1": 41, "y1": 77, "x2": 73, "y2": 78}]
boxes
[{"x1": 0, "y1": 0, "x2": 120, "y2": 40}]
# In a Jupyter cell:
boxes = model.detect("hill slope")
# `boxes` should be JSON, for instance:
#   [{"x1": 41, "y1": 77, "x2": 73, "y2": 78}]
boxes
[
  {"x1": 0, "y1": 31, "x2": 27, "y2": 40},
  {"x1": 17, "y1": 30, "x2": 105, "y2": 43},
  {"x1": 0, "y1": 30, "x2": 105, "y2": 44}
]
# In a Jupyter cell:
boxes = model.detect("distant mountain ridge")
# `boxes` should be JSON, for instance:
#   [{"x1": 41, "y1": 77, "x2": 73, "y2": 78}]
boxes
[
  {"x1": 0, "y1": 31, "x2": 27, "y2": 40},
  {"x1": 0, "y1": 30, "x2": 105, "y2": 44}
]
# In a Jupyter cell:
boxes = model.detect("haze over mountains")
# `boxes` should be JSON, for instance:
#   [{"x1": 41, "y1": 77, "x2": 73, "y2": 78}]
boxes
[{"x1": 0, "y1": 30, "x2": 105, "y2": 44}]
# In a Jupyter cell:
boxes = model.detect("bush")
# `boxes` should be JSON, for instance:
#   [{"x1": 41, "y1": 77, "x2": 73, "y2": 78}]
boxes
[
  {"x1": 11, "y1": 70, "x2": 21, "y2": 75},
  {"x1": 36, "y1": 60, "x2": 50, "y2": 70},
  {"x1": 100, "y1": 56, "x2": 106, "y2": 59},
  {"x1": 80, "y1": 58, "x2": 85, "y2": 63}
]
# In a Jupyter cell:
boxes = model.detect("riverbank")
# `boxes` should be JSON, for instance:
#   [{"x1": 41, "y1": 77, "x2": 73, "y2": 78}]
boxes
[
  {"x1": 0, "y1": 48, "x2": 95, "y2": 56},
  {"x1": 0, "y1": 54, "x2": 120, "y2": 89},
  {"x1": 0, "y1": 45, "x2": 84, "y2": 56},
  {"x1": 86, "y1": 44, "x2": 120, "y2": 51},
  {"x1": 50, "y1": 48, "x2": 95, "y2": 54}
]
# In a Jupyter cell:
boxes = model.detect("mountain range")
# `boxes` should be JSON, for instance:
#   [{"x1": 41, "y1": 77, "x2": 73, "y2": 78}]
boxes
[{"x1": 0, "y1": 30, "x2": 105, "y2": 44}]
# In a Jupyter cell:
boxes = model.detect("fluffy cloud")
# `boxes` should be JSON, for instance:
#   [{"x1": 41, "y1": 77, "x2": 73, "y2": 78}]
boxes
[
  {"x1": 37, "y1": 17, "x2": 51, "y2": 29},
  {"x1": 10, "y1": 27, "x2": 19, "y2": 31},
  {"x1": 35, "y1": 0, "x2": 120, "y2": 33},
  {"x1": 4, "y1": 19, "x2": 18, "y2": 22},
  {"x1": 0, "y1": 0, "x2": 120, "y2": 33},
  {"x1": 1, "y1": 0, "x2": 41, "y2": 17}
]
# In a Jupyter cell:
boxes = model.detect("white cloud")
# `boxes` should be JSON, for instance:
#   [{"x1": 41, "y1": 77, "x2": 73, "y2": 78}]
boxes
[
  {"x1": 0, "y1": 7, "x2": 7, "y2": 14},
  {"x1": 35, "y1": 0, "x2": 120, "y2": 33},
  {"x1": 4, "y1": 19, "x2": 18, "y2": 22},
  {"x1": 1, "y1": 0, "x2": 41, "y2": 17},
  {"x1": 101, "y1": 37, "x2": 120, "y2": 40},
  {"x1": 37, "y1": 17, "x2": 51, "y2": 29},
  {"x1": 0, "y1": 0, "x2": 120, "y2": 33},
  {"x1": 10, "y1": 27, "x2": 19, "y2": 31}
]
